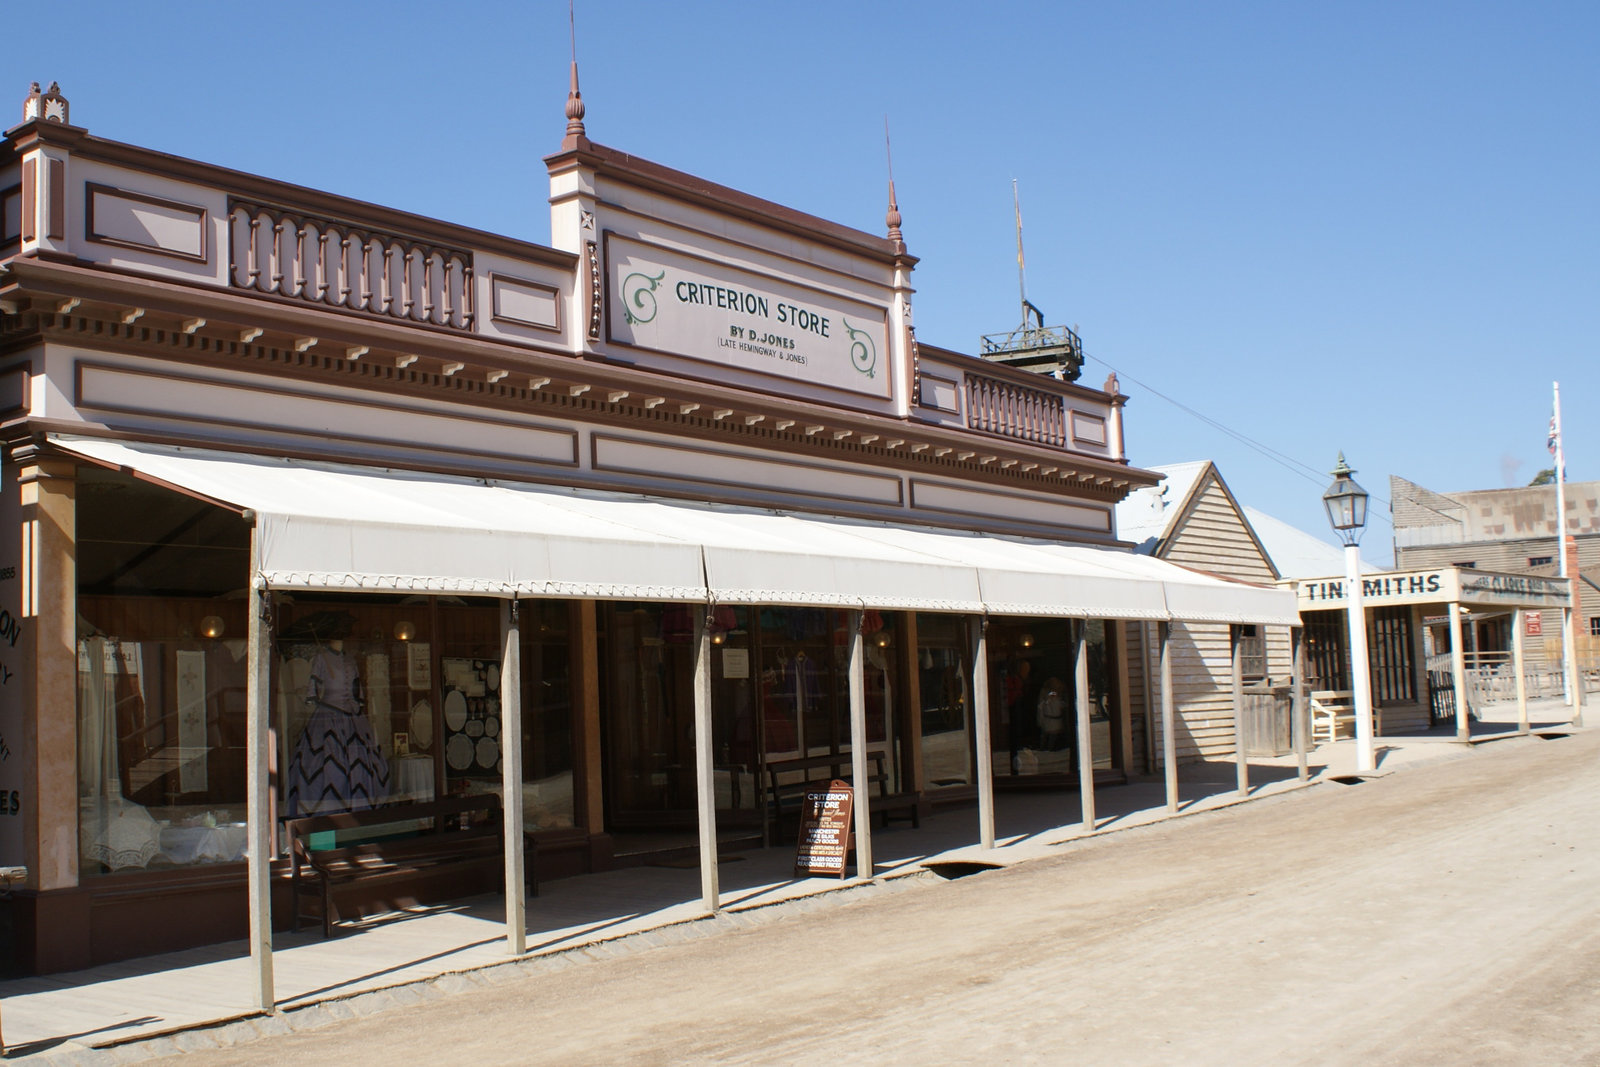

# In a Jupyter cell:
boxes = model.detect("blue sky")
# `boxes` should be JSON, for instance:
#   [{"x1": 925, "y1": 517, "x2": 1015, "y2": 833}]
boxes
[{"x1": 15, "y1": 1, "x2": 1598, "y2": 564}]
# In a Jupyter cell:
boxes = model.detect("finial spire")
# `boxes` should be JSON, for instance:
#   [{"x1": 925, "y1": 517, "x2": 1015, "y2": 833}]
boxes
[
  {"x1": 562, "y1": 2, "x2": 587, "y2": 147},
  {"x1": 884, "y1": 117, "x2": 904, "y2": 254}
]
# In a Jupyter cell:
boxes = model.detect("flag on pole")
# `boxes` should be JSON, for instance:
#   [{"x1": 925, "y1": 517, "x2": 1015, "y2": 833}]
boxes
[{"x1": 1548, "y1": 392, "x2": 1566, "y2": 481}]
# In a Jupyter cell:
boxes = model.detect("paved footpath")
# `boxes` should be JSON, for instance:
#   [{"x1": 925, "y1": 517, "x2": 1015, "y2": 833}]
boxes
[{"x1": 117, "y1": 726, "x2": 1600, "y2": 1066}]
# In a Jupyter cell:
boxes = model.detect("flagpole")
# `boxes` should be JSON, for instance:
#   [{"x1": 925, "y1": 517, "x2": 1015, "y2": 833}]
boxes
[{"x1": 1552, "y1": 381, "x2": 1581, "y2": 712}]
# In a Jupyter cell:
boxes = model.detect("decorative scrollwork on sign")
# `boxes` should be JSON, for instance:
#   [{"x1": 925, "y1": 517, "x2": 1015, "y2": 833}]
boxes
[
  {"x1": 586, "y1": 241, "x2": 602, "y2": 340},
  {"x1": 621, "y1": 270, "x2": 665, "y2": 325},
  {"x1": 843, "y1": 317, "x2": 877, "y2": 379}
]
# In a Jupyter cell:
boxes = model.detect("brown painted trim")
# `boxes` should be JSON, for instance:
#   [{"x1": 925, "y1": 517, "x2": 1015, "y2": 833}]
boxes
[
  {"x1": 72, "y1": 358, "x2": 583, "y2": 470},
  {"x1": 897, "y1": 610, "x2": 925, "y2": 794},
  {"x1": 1069, "y1": 409, "x2": 1108, "y2": 447},
  {"x1": 594, "y1": 196, "x2": 906, "y2": 295},
  {"x1": 917, "y1": 372, "x2": 961, "y2": 413},
  {"x1": 547, "y1": 140, "x2": 911, "y2": 268},
  {"x1": 7, "y1": 259, "x2": 1161, "y2": 500},
  {"x1": 8, "y1": 122, "x2": 577, "y2": 269},
  {"x1": 489, "y1": 272, "x2": 561, "y2": 333},
  {"x1": 909, "y1": 477, "x2": 1117, "y2": 536},
  {"x1": 84, "y1": 181, "x2": 209, "y2": 263},
  {"x1": 584, "y1": 241, "x2": 601, "y2": 341},
  {"x1": 20, "y1": 159, "x2": 35, "y2": 242},
  {"x1": 571, "y1": 599, "x2": 605, "y2": 835},
  {"x1": 0, "y1": 182, "x2": 21, "y2": 246},
  {"x1": 590, "y1": 430, "x2": 906, "y2": 509},
  {"x1": 46, "y1": 159, "x2": 65, "y2": 240},
  {"x1": 0, "y1": 362, "x2": 28, "y2": 418}
]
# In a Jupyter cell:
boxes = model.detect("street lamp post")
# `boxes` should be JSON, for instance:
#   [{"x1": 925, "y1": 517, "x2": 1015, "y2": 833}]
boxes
[{"x1": 1323, "y1": 453, "x2": 1375, "y2": 774}]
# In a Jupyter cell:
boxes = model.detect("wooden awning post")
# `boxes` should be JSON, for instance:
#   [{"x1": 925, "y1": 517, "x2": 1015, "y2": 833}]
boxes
[
  {"x1": 1232, "y1": 625, "x2": 1248, "y2": 797},
  {"x1": 847, "y1": 610, "x2": 873, "y2": 880},
  {"x1": 1292, "y1": 626, "x2": 1308, "y2": 782},
  {"x1": 500, "y1": 598, "x2": 527, "y2": 954},
  {"x1": 1075, "y1": 620, "x2": 1096, "y2": 831},
  {"x1": 692, "y1": 607, "x2": 720, "y2": 912},
  {"x1": 1512, "y1": 608, "x2": 1529, "y2": 736},
  {"x1": 245, "y1": 565, "x2": 275, "y2": 1013},
  {"x1": 1449, "y1": 602, "x2": 1470, "y2": 743},
  {"x1": 1160, "y1": 622, "x2": 1178, "y2": 814},
  {"x1": 970, "y1": 617, "x2": 995, "y2": 850}
]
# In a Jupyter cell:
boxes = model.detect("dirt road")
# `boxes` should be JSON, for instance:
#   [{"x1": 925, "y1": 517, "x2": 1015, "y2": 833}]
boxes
[{"x1": 164, "y1": 731, "x2": 1600, "y2": 1065}]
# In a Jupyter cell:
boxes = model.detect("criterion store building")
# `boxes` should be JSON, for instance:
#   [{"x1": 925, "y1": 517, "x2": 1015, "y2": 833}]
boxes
[{"x1": 0, "y1": 80, "x2": 1296, "y2": 980}]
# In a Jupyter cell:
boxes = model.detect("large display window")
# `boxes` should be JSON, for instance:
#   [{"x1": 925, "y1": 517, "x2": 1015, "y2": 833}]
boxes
[
  {"x1": 75, "y1": 466, "x2": 580, "y2": 877},
  {"x1": 76, "y1": 465, "x2": 253, "y2": 875},
  {"x1": 987, "y1": 618, "x2": 1118, "y2": 779}
]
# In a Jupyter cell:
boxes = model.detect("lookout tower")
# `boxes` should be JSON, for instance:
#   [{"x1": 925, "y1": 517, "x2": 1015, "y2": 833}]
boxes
[{"x1": 979, "y1": 181, "x2": 1084, "y2": 382}]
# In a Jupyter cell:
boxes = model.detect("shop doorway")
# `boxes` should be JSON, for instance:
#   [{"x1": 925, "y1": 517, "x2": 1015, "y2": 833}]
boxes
[{"x1": 599, "y1": 605, "x2": 902, "y2": 842}]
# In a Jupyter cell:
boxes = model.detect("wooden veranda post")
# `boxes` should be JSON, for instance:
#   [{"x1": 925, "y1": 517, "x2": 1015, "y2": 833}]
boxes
[
  {"x1": 847, "y1": 611, "x2": 873, "y2": 880},
  {"x1": 500, "y1": 598, "x2": 526, "y2": 954},
  {"x1": 245, "y1": 573, "x2": 274, "y2": 1012},
  {"x1": 1160, "y1": 622, "x2": 1178, "y2": 813},
  {"x1": 970, "y1": 617, "x2": 995, "y2": 850},
  {"x1": 692, "y1": 608, "x2": 719, "y2": 912},
  {"x1": 1074, "y1": 620, "x2": 1095, "y2": 830}
]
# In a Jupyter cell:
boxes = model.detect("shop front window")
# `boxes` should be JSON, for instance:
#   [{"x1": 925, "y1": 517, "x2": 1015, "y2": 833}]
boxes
[
  {"x1": 917, "y1": 614, "x2": 972, "y2": 788},
  {"x1": 987, "y1": 618, "x2": 1118, "y2": 780},
  {"x1": 76, "y1": 466, "x2": 252, "y2": 875}
]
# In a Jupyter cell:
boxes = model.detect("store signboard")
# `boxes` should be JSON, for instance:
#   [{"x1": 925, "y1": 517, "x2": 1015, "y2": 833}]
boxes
[
  {"x1": 794, "y1": 779, "x2": 853, "y2": 879},
  {"x1": 0, "y1": 459, "x2": 22, "y2": 865},
  {"x1": 1297, "y1": 567, "x2": 1571, "y2": 611},
  {"x1": 607, "y1": 236, "x2": 891, "y2": 400}
]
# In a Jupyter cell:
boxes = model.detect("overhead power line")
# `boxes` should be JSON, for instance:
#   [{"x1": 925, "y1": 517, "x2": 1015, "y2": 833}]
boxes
[{"x1": 1086, "y1": 352, "x2": 1394, "y2": 521}]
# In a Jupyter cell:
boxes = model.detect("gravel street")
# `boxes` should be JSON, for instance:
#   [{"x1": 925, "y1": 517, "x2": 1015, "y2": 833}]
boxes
[{"x1": 161, "y1": 729, "x2": 1600, "y2": 1066}]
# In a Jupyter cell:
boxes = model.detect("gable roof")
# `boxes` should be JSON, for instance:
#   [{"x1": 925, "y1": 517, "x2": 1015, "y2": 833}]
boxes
[
  {"x1": 1115, "y1": 461, "x2": 1278, "y2": 580},
  {"x1": 1114, "y1": 461, "x2": 1209, "y2": 553}
]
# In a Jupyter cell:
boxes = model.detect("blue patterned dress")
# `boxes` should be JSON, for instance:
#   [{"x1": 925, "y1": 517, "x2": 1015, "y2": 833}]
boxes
[{"x1": 286, "y1": 647, "x2": 391, "y2": 816}]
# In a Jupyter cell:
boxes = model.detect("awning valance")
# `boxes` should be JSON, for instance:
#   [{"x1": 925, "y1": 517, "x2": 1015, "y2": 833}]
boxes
[{"x1": 54, "y1": 436, "x2": 1298, "y2": 625}]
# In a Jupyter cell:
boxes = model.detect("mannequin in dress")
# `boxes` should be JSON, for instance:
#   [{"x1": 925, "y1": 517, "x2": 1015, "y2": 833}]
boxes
[{"x1": 287, "y1": 633, "x2": 390, "y2": 816}]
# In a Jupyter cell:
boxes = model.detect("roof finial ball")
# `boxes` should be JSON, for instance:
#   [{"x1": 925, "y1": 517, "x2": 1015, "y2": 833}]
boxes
[
  {"x1": 562, "y1": 1, "x2": 586, "y2": 148},
  {"x1": 22, "y1": 81, "x2": 69, "y2": 124}
]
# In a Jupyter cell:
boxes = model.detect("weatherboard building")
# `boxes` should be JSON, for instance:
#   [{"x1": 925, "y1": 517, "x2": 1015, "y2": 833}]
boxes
[{"x1": 0, "y1": 78, "x2": 1296, "y2": 981}]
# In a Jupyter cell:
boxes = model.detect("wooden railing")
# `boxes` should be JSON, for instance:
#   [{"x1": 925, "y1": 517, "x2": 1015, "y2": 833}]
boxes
[
  {"x1": 964, "y1": 371, "x2": 1066, "y2": 447},
  {"x1": 228, "y1": 200, "x2": 474, "y2": 330}
]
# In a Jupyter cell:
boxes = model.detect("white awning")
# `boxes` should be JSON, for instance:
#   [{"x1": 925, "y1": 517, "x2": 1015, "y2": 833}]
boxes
[{"x1": 54, "y1": 436, "x2": 1298, "y2": 625}]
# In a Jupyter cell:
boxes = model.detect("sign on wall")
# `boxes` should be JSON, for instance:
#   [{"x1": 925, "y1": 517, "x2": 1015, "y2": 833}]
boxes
[
  {"x1": 0, "y1": 460, "x2": 23, "y2": 865},
  {"x1": 606, "y1": 236, "x2": 891, "y2": 400},
  {"x1": 1297, "y1": 567, "x2": 1571, "y2": 612}
]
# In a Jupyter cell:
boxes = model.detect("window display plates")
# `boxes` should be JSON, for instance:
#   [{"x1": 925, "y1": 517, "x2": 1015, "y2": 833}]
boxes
[
  {"x1": 486, "y1": 663, "x2": 500, "y2": 692},
  {"x1": 484, "y1": 715, "x2": 499, "y2": 738},
  {"x1": 444, "y1": 690, "x2": 469, "y2": 731},
  {"x1": 410, "y1": 700, "x2": 433, "y2": 748},
  {"x1": 465, "y1": 718, "x2": 484, "y2": 738},
  {"x1": 445, "y1": 733, "x2": 474, "y2": 771},
  {"x1": 475, "y1": 735, "x2": 499, "y2": 770}
]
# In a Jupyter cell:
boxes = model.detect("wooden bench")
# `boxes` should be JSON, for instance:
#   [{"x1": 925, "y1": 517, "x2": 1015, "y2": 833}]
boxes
[
  {"x1": 762, "y1": 750, "x2": 919, "y2": 846},
  {"x1": 287, "y1": 793, "x2": 505, "y2": 938},
  {"x1": 1310, "y1": 689, "x2": 1384, "y2": 743}
]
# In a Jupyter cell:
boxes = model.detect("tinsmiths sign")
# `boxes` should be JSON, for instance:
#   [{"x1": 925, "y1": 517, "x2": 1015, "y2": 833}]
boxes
[
  {"x1": 606, "y1": 236, "x2": 891, "y2": 399},
  {"x1": 1296, "y1": 568, "x2": 1571, "y2": 611}
]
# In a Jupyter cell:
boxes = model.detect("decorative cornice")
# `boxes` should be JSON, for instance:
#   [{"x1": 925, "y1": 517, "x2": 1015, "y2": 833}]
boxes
[
  {"x1": 545, "y1": 140, "x2": 915, "y2": 269},
  {"x1": 1, "y1": 258, "x2": 1158, "y2": 502}
]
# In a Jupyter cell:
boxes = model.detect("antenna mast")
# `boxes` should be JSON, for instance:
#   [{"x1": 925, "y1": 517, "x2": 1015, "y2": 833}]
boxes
[
  {"x1": 1014, "y1": 180, "x2": 1030, "y2": 328},
  {"x1": 979, "y1": 183, "x2": 1083, "y2": 380}
]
